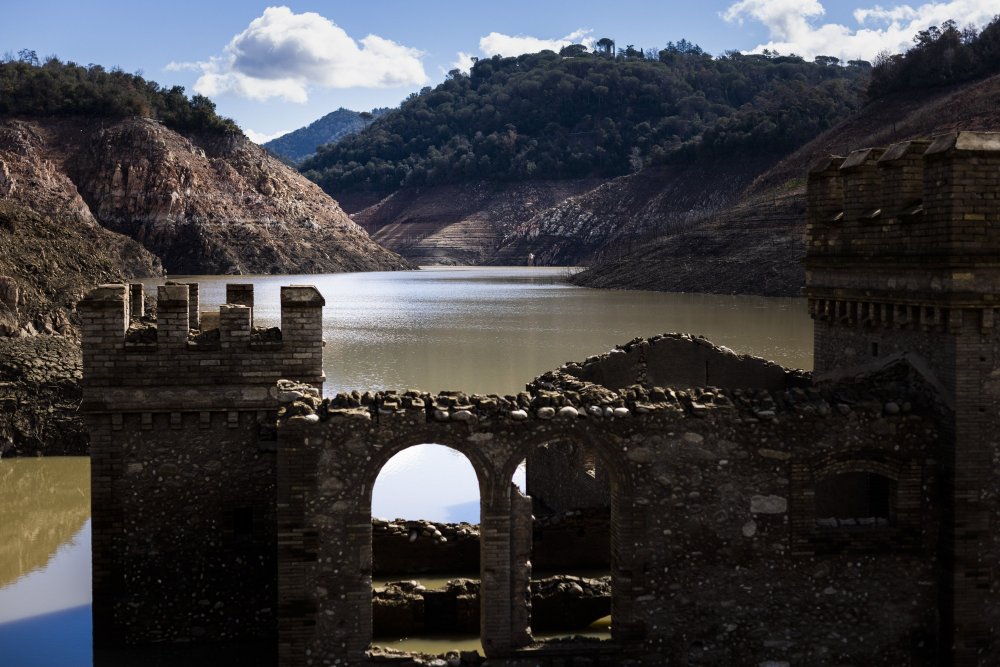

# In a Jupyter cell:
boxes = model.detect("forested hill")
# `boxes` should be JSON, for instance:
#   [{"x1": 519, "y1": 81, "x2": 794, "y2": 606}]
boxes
[
  {"x1": 264, "y1": 107, "x2": 388, "y2": 165},
  {"x1": 301, "y1": 45, "x2": 871, "y2": 195}
]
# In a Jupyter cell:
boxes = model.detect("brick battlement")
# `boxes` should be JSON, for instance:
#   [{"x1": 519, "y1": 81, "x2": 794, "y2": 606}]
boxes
[
  {"x1": 79, "y1": 282, "x2": 325, "y2": 409},
  {"x1": 806, "y1": 131, "x2": 1000, "y2": 266}
]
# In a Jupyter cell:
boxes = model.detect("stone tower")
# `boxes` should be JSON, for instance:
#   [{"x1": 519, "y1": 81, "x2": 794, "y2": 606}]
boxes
[
  {"x1": 804, "y1": 132, "x2": 1000, "y2": 664},
  {"x1": 79, "y1": 282, "x2": 324, "y2": 647}
]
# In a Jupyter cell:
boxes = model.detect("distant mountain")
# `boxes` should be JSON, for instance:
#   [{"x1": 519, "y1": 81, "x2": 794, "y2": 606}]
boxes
[{"x1": 264, "y1": 107, "x2": 388, "y2": 165}]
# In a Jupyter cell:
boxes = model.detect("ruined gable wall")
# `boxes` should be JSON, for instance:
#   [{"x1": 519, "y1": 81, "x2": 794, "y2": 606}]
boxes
[{"x1": 557, "y1": 332, "x2": 805, "y2": 392}]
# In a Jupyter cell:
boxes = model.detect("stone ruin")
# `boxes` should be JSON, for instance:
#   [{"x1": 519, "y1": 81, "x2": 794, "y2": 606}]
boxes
[{"x1": 79, "y1": 131, "x2": 1000, "y2": 666}]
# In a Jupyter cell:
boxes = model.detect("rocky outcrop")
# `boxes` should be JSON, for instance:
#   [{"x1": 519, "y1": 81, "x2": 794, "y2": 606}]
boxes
[
  {"x1": 60, "y1": 118, "x2": 412, "y2": 274},
  {"x1": 0, "y1": 118, "x2": 163, "y2": 335},
  {"x1": 0, "y1": 336, "x2": 86, "y2": 456},
  {"x1": 347, "y1": 179, "x2": 601, "y2": 265},
  {"x1": 494, "y1": 161, "x2": 767, "y2": 267}
]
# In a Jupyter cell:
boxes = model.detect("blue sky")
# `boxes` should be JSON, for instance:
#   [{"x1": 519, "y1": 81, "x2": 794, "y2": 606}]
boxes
[{"x1": 2, "y1": 1, "x2": 997, "y2": 141}]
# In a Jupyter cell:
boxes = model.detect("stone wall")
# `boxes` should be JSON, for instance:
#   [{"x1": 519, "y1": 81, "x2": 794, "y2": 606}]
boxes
[
  {"x1": 371, "y1": 510, "x2": 610, "y2": 575},
  {"x1": 276, "y1": 368, "x2": 943, "y2": 666},
  {"x1": 80, "y1": 281, "x2": 325, "y2": 647}
]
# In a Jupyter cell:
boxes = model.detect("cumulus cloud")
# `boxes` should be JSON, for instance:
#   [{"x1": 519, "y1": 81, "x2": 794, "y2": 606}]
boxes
[
  {"x1": 448, "y1": 51, "x2": 477, "y2": 74},
  {"x1": 242, "y1": 127, "x2": 292, "y2": 144},
  {"x1": 450, "y1": 28, "x2": 594, "y2": 73},
  {"x1": 479, "y1": 28, "x2": 594, "y2": 57},
  {"x1": 722, "y1": 0, "x2": 999, "y2": 62},
  {"x1": 166, "y1": 6, "x2": 428, "y2": 103}
]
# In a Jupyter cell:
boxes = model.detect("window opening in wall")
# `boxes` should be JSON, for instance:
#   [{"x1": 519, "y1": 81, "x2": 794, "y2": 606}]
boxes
[
  {"x1": 232, "y1": 507, "x2": 254, "y2": 537},
  {"x1": 519, "y1": 442, "x2": 612, "y2": 645},
  {"x1": 815, "y1": 472, "x2": 896, "y2": 528},
  {"x1": 871, "y1": 342, "x2": 879, "y2": 357},
  {"x1": 369, "y1": 444, "x2": 482, "y2": 656}
]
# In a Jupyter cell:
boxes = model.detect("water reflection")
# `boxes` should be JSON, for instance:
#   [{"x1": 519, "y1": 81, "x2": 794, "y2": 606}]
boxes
[
  {"x1": 0, "y1": 458, "x2": 90, "y2": 591},
  {"x1": 0, "y1": 458, "x2": 92, "y2": 666}
]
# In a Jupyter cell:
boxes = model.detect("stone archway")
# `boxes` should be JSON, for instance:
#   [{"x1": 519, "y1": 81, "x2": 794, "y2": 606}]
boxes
[
  {"x1": 366, "y1": 442, "x2": 488, "y2": 653},
  {"x1": 500, "y1": 430, "x2": 638, "y2": 646}
]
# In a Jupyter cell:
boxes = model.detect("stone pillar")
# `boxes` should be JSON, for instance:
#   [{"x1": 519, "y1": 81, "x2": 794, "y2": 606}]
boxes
[
  {"x1": 187, "y1": 283, "x2": 200, "y2": 330},
  {"x1": 806, "y1": 156, "x2": 846, "y2": 227},
  {"x1": 79, "y1": 284, "x2": 128, "y2": 377},
  {"x1": 877, "y1": 140, "x2": 928, "y2": 216},
  {"x1": 480, "y1": 498, "x2": 513, "y2": 657},
  {"x1": 219, "y1": 304, "x2": 251, "y2": 347},
  {"x1": 226, "y1": 284, "x2": 254, "y2": 325},
  {"x1": 925, "y1": 132, "x2": 1000, "y2": 257},
  {"x1": 128, "y1": 283, "x2": 144, "y2": 321},
  {"x1": 922, "y1": 132, "x2": 1000, "y2": 665},
  {"x1": 280, "y1": 286, "x2": 326, "y2": 391},
  {"x1": 510, "y1": 487, "x2": 533, "y2": 647},
  {"x1": 877, "y1": 140, "x2": 930, "y2": 256},
  {"x1": 166, "y1": 281, "x2": 200, "y2": 329},
  {"x1": 806, "y1": 156, "x2": 846, "y2": 259},
  {"x1": 840, "y1": 148, "x2": 885, "y2": 221},
  {"x1": 156, "y1": 284, "x2": 189, "y2": 349}
]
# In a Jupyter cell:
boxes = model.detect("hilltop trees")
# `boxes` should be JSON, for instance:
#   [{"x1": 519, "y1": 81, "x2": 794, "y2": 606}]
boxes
[
  {"x1": 0, "y1": 55, "x2": 239, "y2": 134},
  {"x1": 868, "y1": 16, "x2": 1000, "y2": 98},
  {"x1": 301, "y1": 44, "x2": 868, "y2": 195}
]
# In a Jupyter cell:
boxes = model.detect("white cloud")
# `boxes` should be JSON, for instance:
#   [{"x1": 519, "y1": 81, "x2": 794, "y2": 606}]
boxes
[
  {"x1": 479, "y1": 28, "x2": 594, "y2": 57},
  {"x1": 449, "y1": 28, "x2": 593, "y2": 74},
  {"x1": 243, "y1": 127, "x2": 292, "y2": 144},
  {"x1": 722, "y1": 0, "x2": 999, "y2": 61},
  {"x1": 449, "y1": 51, "x2": 477, "y2": 74},
  {"x1": 167, "y1": 6, "x2": 428, "y2": 103}
]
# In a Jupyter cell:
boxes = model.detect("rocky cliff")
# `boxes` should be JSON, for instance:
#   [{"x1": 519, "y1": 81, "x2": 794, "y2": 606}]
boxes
[
  {"x1": 0, "y1": 120, "x2": 162, "y2": 336},
  {"x1": 60, "y1": 118, "x2": 411, "y2": 275},
  {"x1": 0, "y1": 116, "x2": 411, "y2": 335}
]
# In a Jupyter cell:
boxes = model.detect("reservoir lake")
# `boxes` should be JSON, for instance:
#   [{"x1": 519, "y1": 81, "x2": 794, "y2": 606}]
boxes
[{"x1": 0, "y1": 266, "x2": 813, "y2": 665}]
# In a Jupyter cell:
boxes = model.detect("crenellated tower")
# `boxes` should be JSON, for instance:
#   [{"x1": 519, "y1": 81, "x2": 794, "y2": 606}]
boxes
[
  {"x1": 79, "y1": 282, "x2": 325, "y2": 648},
  {"x1": 805, "y1": 131, "x2": 1000, "y2": 665}
]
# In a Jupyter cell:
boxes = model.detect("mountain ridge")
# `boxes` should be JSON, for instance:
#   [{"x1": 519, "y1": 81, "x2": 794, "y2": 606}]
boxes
[{"x1": 264, "y1": 107, "x2": 388, "y2": 165}]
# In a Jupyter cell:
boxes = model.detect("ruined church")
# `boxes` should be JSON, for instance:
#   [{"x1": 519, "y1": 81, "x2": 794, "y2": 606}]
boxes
[{"x1": 80, "y1": 131, "x2": 1000, "y2": 665}]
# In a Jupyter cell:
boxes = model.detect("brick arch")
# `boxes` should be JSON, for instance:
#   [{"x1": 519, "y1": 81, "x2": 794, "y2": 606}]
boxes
[
  {"x1": 809, "y1": 448, "x2": 908, "y2": 482},
  {"x1": 360, "y1": 434, "x2": 498, "y2": 511},
  {"x1": 498, "y1": 427, "x2": 632, "y2": 495}
]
